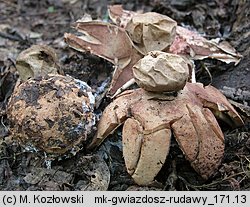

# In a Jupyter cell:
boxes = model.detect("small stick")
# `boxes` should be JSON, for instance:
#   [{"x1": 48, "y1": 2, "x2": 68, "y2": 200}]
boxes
[{"x1": 111, "y1": 78, "x2": 135, "y2": 98}]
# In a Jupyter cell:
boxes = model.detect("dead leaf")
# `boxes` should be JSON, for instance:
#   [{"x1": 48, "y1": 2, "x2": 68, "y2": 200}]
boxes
[
  {"x1": 24, "y1": 167, "x2": 73, "y2": 190},
  {"x1": 71, "y1": 155, "x2": 110, "y2": 191},
  {"x1": 16, "y1": 45, "x2": 61, "y2": 81},
  {"x1": 228, "y1": 99, "x2": 250, "y2": 118}
]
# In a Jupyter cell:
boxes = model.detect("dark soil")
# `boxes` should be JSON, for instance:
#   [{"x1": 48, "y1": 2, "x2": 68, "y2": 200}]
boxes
[{"x1": 0, "y1": 0, "x2": 249, "y2": 191}]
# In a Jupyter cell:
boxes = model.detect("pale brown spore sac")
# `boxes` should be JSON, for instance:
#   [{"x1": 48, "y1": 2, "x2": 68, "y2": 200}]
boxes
[{"x1": 132, "y1": 51, "x2": 190, "y2": 92}]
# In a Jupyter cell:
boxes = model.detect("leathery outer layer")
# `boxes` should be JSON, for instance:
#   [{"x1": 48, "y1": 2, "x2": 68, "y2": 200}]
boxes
[{"x1": 89, "y1": 82, "x2": 243, "y2": 185}]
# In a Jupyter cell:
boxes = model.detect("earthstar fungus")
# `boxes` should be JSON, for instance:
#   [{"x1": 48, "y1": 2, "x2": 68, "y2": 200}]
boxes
[
  {"x1": 89, "y1": 52, "x2": 243, "y2": 185},
  {"x1": 7, "y1": 74, "x2": 96, "y2": 158}
]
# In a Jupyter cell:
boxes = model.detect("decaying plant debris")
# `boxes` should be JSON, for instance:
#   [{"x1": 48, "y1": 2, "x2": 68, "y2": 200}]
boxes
[
  {"x1": 0, "y1": 0, "x2": 249, "y2": 191},
  {"x1": 16, "y1": 45, "x2": 62, "y2": 81}
]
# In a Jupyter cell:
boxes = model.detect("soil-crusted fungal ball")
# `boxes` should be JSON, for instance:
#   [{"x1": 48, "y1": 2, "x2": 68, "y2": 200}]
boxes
[{"x1": 7, "y1": 74, "x2": 96, "y2": 157}]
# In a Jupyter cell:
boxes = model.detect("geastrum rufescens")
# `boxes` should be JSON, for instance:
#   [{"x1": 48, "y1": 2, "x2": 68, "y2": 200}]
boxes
[
  {"x1": 89, "y1": 51, "x2": 243, "y2": 185},
  {"x1": 7, "y1": 74, "x2": 96, "y2": 158}
]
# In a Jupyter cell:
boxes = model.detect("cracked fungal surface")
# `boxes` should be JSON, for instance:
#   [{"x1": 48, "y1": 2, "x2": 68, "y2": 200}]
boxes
[
  {"x1": 7, "y1": 74, "x2": 96, "y2": 157},
  {"x1": 90, "y1": 82, "x2": 243, "y2": 185}
]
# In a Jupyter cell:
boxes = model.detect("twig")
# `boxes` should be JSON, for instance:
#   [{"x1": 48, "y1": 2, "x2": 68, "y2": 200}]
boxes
[
  {"x1": 111, "y1": 78, "x2": 135, "y2": 98},
  {"x1": 192, "y1": 172, "x2": 247, "y2": 189},
  {"x1": 0, "y1": 31, "x2": 22, "y2": 41},
  {"x1": 201, "y1": 62, "x2": 213, "y2": 84},
  {"x1": 1, "y1": 116, "x2": 8, "y2": 133}
]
